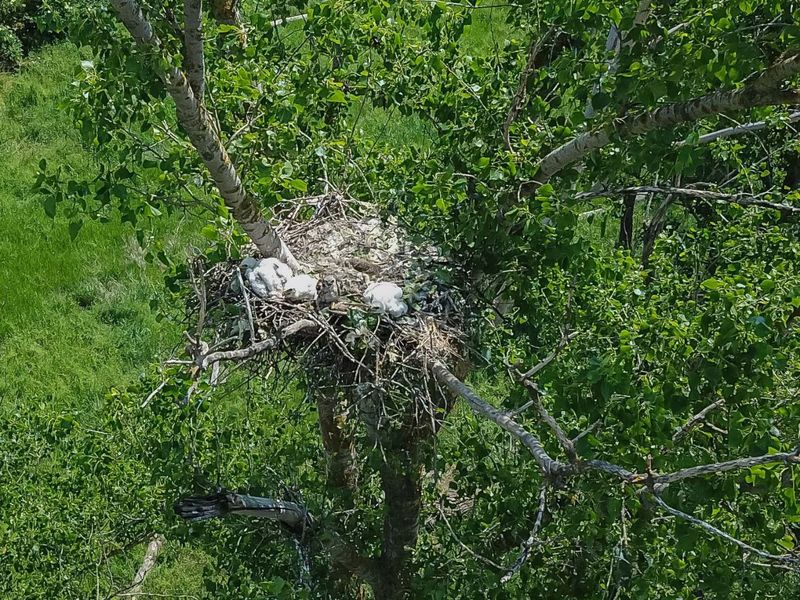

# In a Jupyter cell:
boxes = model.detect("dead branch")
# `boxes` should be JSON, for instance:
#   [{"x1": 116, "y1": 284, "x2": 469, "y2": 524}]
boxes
[
  {"x1": 575, "y1": 186, "x2": 800, "y2": 215},
  {"x1": 501, "y1": 485, "x2": 547, "y2": 583},
  {"x1": 199, "y1": 319, "x2": 317, "y2": 367},
  {"x1": 653, "y1": 450, "x2": 800, "y2": 486},
  {"x1": 651, "y1": 494, "x2": 800, "y2": 568},
  {"x1": 673, "y1": 398, "x2": 725, "y2": 442},
  {"x1": 503, "y1": 28, "x2": 552, "y2": 153},
  {"x1": 431, "y1": 361, "x2": 568, "y2": 475},
  {"x1": 128, "y1": 534, "x2": 166, "y2": 599}
]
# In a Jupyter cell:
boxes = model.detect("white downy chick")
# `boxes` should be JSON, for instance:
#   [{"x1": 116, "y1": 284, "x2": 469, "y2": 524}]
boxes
[
  {"x1": 246, "y1": 257, "x2": 293, "y2": 298},
  {"x1": 363, "y1": 282, "x2": 407, "y2": 318},
  {"x1": 283, "y1": 274, "x2": 318, "y2": 302}
]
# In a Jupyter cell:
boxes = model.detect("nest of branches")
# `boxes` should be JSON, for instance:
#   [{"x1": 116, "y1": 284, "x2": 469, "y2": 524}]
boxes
[{"x1": 185, "y1": 193, "x2": 470, "y2": 434}]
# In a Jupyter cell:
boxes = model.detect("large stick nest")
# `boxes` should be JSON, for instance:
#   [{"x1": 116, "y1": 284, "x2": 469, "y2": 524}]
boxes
[{"x1": 190, "y1": 194, "x2": 470, "y2": 426}]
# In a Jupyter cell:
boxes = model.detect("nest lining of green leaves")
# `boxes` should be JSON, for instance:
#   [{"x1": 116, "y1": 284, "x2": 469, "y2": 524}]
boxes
[{"x1": 188, "y1": 193, "x2": 469, "y2": 431}]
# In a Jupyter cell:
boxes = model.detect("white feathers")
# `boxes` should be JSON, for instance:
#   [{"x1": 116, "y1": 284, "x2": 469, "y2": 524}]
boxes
[
  {"x1": 240, "y1": 257, "x2": 293, "y2": 298},
  {"x1": 238, "y1": 257, "x2": 318, "y2": 302},
  {"x1": 363, "y1": 282, "x2": 407, "y2": 318},
  {"x1": 284, "y1": 274, "x2": 318, "y2": 301}
]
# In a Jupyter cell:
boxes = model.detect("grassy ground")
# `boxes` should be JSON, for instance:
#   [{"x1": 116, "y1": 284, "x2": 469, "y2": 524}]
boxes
[
  {"x1": 0, "y1": 44, "x2": 181, "y2": 413},
  {"x1": 0, "y1": 44, "x2": 210, "y2": 597}
]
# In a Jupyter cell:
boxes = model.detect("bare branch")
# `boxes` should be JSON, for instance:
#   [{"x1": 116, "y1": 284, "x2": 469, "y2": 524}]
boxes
[
  {"x1": 571, "y1": 419, "x2": 601, "y2": 445},
  {"x1": 651, "y1": 494, "x2": 800, "y2": 567},
  {"x1": 653, "y1": 450, "x2": 800, "y2": 486},
  {"x1": 128, "y1": 534, "x2": 166, "y2": 599},
  {"x1": 523, "y1": 52, "x2": 800, "y2": 193},
  {"x1": 520, "y1": 330, "x2": 579, "y2": 380},
  {"x1": 519, "y1": 378, "x2": 577, "y2": 462},
  {"x1": 501, "y1": 486, "x2": 547, "y2": 583},
  {"x1": 503, "y1": 28, "x2": 552, "y2": 152},
  {"x1": 676, "y1": 110, "x2": 800, "y2": 145},
  {"x1": 431, "y1": 361, "x2": 568, "y2": 476},
  {"x1": 184, "y1": 0, "x2": 205, "y2": 101},
  {"x1": 199, "y1": 319, "x2": 317, "y2": 367},
  {"x1": 576, "y1": 186, "x2": 800, "y2": 215},
  {"x1": 175, "y1": 492, "x2": 310, "y2": 529},
  {"x1": 673, "y1": 398, "x2": 725, "y2": 443}
]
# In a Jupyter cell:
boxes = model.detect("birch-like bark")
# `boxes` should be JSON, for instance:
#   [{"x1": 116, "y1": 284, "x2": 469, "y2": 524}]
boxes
[
  {"x1": 110, "y1": 0, "x2": 299, "y2": 269},
  {"x1": 524, "y1": 51, "x2": 800, "y2": 194},
  {"x1": 184, "y1": 0, "x2": 205, "y2": 101},
  {"x1": 128, "y1": 534, "x2": 165, "y2": 599}
]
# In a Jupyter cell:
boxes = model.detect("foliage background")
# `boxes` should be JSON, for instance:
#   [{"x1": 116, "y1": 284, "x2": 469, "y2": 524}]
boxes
[{"x1": 2, "y1": 0, "x2": 800, "y2": 598}]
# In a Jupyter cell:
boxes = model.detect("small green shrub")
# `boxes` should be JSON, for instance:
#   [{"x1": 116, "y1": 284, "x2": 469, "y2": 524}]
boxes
[
  {"x1": 0, "y1": 23, "x2": 23, "y2": 69},
  {"x1": 0, "y1": 0, "x2": 100, "y2": 68}
]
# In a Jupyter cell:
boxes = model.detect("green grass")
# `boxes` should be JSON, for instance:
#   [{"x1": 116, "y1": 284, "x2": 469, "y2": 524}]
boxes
[
  {"x1": 0, "y1": 44, "x2": 183, "y2": 410},
  {"x1": 0, "y1": 44, "x2": 205, "y2": 597}
]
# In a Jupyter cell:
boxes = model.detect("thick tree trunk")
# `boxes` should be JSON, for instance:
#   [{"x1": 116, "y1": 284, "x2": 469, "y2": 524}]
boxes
[
  {"x1": 374, "y1": 456, "x2": 422, "y2": 599},
  {"x1": 183, "y1": 0, "x2": 205, "y2": 101},
  {"x1": 316, "y1": 390, "x2": 358, "y2": 490},
  {"x1": 617, "y1": 192, "x2": 636, "y2": 249}
]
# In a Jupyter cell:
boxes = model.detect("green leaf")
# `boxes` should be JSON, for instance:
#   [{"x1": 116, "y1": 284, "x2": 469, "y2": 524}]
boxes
[
  {"x1": 609, "y1": 8, "x2": 622, "y2": 26},
  {"x1": 43, "y1": 196, "x2": 56, "y2": 218},
  {"x1": 289, "y1": 179, "x2": 308, "y2": 192},
  {"x1": 68, "y1": 220, "x2": 83, "y2": 241},
  {"x1": 327, "y1": 90, "x2": 347, "y2": 103},
  {"x1": 700, "y1": 278, "x2": 724, "y2": 291}
]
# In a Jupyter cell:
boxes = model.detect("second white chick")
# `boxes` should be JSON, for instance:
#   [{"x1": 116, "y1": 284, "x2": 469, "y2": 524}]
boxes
[
  {"x1": 283, "y1": 274, "x2": 318, "y2": 302},
  {"x1": 363, "y1": 282, "x2": 408, "y2": 318}
]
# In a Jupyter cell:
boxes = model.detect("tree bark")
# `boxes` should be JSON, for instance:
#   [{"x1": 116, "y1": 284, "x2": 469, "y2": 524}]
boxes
[
  {"x1": 211, "y1": 0, "x2": 240, "y2": 24},
  {"x1": 524, "y1": 52, "x2": 800, "y2": 194},
  {"x1": 616, "y1": 192, "x2": 636, "y2": 249},
  {"x1": 184, "y1": 0, "x2": 205, "y2": 101},
  {"x1": 374, "y1": 456, "x2": 422, "y2": 599},
  {"x1": 110, "y1": 0, "x2": 299, "y2": 268},
  {"x1": 316, "y1": 390, "x2": 358, "y2": 491}
]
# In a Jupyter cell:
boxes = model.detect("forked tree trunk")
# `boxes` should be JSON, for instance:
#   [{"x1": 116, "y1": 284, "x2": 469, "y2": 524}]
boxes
[{"x1": 110, "y1": 0, "x2": 299, "y2": 269}]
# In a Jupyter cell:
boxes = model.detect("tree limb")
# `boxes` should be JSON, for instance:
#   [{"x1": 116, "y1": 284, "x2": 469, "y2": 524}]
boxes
[
  {"x1": 651, "y1": 494, "x2": 800, "y2": 567},
  {"x1": 653, "y1": 450, "x2": 800, "y2": 486},
  {"x1": 523, "y1": 52, "x2": 800, "y2": 194},
  {"x1": 676, "y1": 110, "x2": 800, "y2": 145},
  {"x1": 110, "y1": 0, "x2": 299, "y2": 268},
  {"x1": 576, "y1": 186, "x2": 800, "y2": 215},
  {"x1": 503, "y1": 28, "x2": 551, "y2": 153},
  {"x1": 128, "y1": 534, "x2": 165, "y2": 599},
  {"x1": 431, "y1": 361, "x2": 568, "y2": 475},
  {"x1": 199, "y1": 319, "x2": 316, "y2": 367},
  {"x1": 673, "y1": 398, "x2": 725, "y2": 442},
  {"x1": 183, "y1": 0, "x2": 205, "y2": 101},
  {"x1": 175, "y1": 492, "x2": 311, "y2": 529},
  {"x1": 501, "y1": 485, "x2": 547, "y2": 583}
]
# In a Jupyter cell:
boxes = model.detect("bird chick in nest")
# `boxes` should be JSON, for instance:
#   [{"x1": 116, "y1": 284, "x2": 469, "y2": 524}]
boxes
[
  {"x1": 363, "y1": 282, "x2": 408, "y2": 318},
  {"x1": 283, "y1": 274, "x2": 318, "y2": 302},
  {"x1": 240, "y1": 257, "x2": 293, "y2": 298}
]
